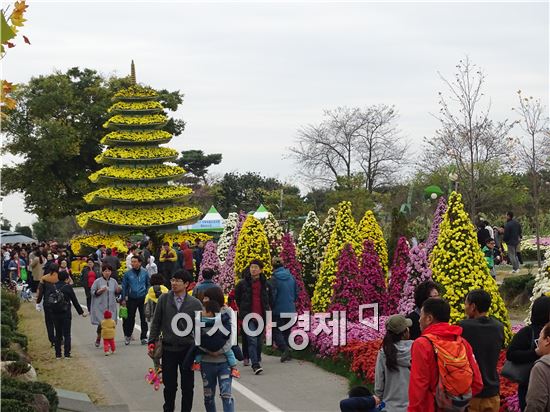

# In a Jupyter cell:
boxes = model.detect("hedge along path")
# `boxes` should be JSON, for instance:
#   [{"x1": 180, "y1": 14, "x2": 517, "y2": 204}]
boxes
[{"x1": 17, "y1": 303, "x2": 110, "y2": 405}]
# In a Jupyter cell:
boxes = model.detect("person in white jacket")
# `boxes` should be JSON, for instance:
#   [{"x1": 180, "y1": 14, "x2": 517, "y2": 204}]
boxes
[
  {"x1": 375, "y1": 314, "x2": 413, "y2": 412},
  {"x1": 146, "y1": 256, "x2": 158, "y2": 278}
]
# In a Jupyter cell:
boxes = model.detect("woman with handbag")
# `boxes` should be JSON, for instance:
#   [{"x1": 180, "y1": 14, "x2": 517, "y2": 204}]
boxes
[{"x1": 506, "y1": 296, "x2": 550, "y2": 411}]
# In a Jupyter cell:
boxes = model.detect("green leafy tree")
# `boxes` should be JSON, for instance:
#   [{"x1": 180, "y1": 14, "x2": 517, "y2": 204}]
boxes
[
  {"x1": 176, "y1": 150, "x2": 222, "y2": 185},
  {"x1": 1, "y1": 67, "x2": 185, "y2": 221},
  {"x1": 13, "y1": 223, "x2": 32, "y2": 238},
  {"x1": 1, "y1": 218, "x2": 12, "y2": 231}
]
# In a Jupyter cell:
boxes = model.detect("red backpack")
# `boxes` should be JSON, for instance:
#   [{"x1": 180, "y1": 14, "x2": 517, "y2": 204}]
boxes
[{"x1": 422, "y1": 333, "x2": 474, "y2": 412}]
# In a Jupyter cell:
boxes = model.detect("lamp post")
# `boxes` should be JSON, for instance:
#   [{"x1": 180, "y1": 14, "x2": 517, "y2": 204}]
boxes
[{"x1": 448, "y1": 172, "x2": 459, "y2": 192}]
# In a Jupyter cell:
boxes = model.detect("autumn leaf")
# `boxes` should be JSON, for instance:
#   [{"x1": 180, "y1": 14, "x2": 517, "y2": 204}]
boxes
[
  {"x1": 10, "y1": 0, "x2": 28, "y2": 28},
  {"x1": 6, "y1": 42, "x2": 15, "y2": 48},
  {"x1": 1, "y1": 79, "x2": 17, "y2": 117},
  {"x1": 23, "y1": 35, "x2": 30, "y2": 44}
]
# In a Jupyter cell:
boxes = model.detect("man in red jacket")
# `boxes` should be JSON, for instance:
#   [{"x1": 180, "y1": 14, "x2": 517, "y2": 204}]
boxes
[
  {"x1": 181, "y1": 242, "x2": 195, "y2": 277},
  {"x1": 408, "y1": 298, "x2": 483, "y2": 412}
]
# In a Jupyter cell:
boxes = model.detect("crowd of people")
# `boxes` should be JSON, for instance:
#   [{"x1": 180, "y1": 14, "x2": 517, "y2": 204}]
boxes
[
  {"x1": 2, "y1": 218, "x2": 549, "y2": 412},
  {"x1": 339, "y1": 285, "x2": 550, "y2": 412}
]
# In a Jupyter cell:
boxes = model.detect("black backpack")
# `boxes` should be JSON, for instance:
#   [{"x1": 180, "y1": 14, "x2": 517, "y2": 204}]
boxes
[
  {"x1": 47, "y1": 284, "x2": 69, "y2": 313},
  {"x1": 144, "y1": 285, "x2": 162, "y2": 321}
]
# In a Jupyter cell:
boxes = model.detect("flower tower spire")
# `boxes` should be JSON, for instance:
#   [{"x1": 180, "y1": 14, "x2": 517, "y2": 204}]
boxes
[
  {"x1": 77, "y1": 80, "x2": 201, "y2": 232},
  {"x1": 130, "y1": 60, "x2": 136, "y2": 85}
]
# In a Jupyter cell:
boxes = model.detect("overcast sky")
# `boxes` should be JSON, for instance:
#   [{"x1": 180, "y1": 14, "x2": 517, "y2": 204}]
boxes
[{"x1": 1, "y1": 0, "x2": 548, "y2": 227}]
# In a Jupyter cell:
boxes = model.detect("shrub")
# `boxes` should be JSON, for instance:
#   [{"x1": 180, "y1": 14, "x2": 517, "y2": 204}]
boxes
[
  {"x1": 11, "y1": 332, "x2": 28, "y2": 350},
  {"x1": 5, "y1": 360, "x2": 31, "y2": 375},
  {"x1": 1, "y1": 311, "x2": 17, "y2": 329},
  {"x1": 1, "y1": 398, "x2": 35, "y2": 412},
  {"x1": 1, "y1": 349, "x2": 21, "y2": 361},
  {"x1": 500, "y1": 274, "x2": 534, "y2": 301},
  {"x1": 2, "y1": 324, "x2": 14, "y2": 337},
  {"x1": 2, "y1": 377, "x2": 59, "y2": 412},
  {"x1": 1, "y1": 289, "x2": 21, "y2": 311}
]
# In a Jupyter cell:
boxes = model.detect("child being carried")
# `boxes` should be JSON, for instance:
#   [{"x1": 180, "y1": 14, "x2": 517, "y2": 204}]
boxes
[{"x1": 191, "y1": 300, "x2": 240, "y2": 378}]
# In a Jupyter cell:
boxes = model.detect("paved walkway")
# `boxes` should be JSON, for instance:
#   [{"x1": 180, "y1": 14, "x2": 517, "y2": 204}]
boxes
[{"x1": 69, "y1": 289, "x2": 348, "y2": 412}]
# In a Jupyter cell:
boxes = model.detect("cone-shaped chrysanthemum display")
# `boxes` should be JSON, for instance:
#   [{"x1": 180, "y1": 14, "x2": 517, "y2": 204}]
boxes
[
  {"x1": 357, "y1": 210, "x2": 389, "y2": 274},
  {"x1": 198, "y1": 240, "x2": 220, "y2": 282},
  {"x1": 218, "y1": 212, "x2": 246, "y2": 294},
  {"x1": 426, "y1": 196, "x2": 447, "y2": 256},
  {"x1": 77, "y1": 83, "x2": 201, "y2": 230},
  {"x1": 312, "y1": 201, "x2": 358, "y2": 312},
  {"x1": 359, "y1": 240, "x2": 388, "y2": 316},
  {"x1": 280, "y1": 233, "x2": 311, "y2": 315},
  {"x1": 297, "y1": 211, "x2": 320, "y2": 296},
  {"x1": 328, "y1": 243, "x2": 364, "y2": 322},
  {"x1": 263, "y1": 212, "x2": 284, "y2": 257},
  {"x1": 526, "y1": 249, "x2": 550, "y2": 324},
  {"x1": 386, "y1": 237, "x2": 410, "y2": 314},
  {"x1": 430, "y1": 192, "x2": 511, "y2": 343},
  {"x1": 317, "y1": 207, "x2": 337, "y2": 264},
  {"x1": 397, "y1": 245, "x2": 433, "y2": 315},
  {"x1": 234, "y1": 215, "x2": 273, "y2": 280},
  {"x1": 217, "y1": 212, "x2": 238, "y2": 264}
]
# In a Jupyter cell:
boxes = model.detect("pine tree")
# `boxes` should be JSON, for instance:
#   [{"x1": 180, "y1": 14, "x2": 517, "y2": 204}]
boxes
[
  {"x1": 280, "y1": 233, "x2": 310, "y2": 314},
  {"x1": 234, "y1": 215, "x2": 272, "y2": 280},
  {"x1": 217, "y1": 212, "x2": 238, "y2": 264},
  {"x1": 312, "y1": 201, "x2": 358, "y2": 312},
  {"x1": 263, "y1": 212, "x2": 284, "y2": 258},
  {"x1": 218, "y1": 212, "x2": 246, "y2": 293},
  {"x1": 77, "y1": 79, "x2": 201, "y2": 231},
  {"x1": 430, "y1": 191, "x2": 512, "y2": 343},
  {"x1": 357, "y1": 210, "x2": 389, "y2": 274},
  {"x1": 386, "y1": 237, "x2": 410, "y2": 314},
  {"x1": 359, "y1": 240, "x2": 388, "y2": 316},
  {"x1": 297, "y1": 211, "x2": 320, "y2": 296},
  {"x1": 425, "y1": 196, "x2": 447, "y2": 256},
  {"x1": 328, "y1": 243, "x2": 363, "y2": 322},
  {"x1": 317, "y1": 207, "x2": 337, "y2": 264},
  {"x1": 198, "y1": 240, "x2": 220, "y2": 282},
  {"x1": 397, "y1": 245, "x2": 433, "y2": 315}
]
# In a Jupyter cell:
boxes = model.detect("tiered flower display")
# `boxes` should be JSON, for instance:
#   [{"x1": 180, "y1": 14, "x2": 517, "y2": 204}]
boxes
[
  {"x1": 430, "y1": 192, "x2": 512, "y2": 343},
  {"x1": 312, "y1": 201, "x2": 359, "y2": 312},
  {"x1": 317, "y1": 207, "x2": 337, "y2": 264},
  {"x1": 357, "y1": 210, "x2": 389, "y2": 274},
  {"x1": 280, "y1": 233, "x2": 310, "y2": 314},
  {"x1": 386, "y1": 237, "x2": 410, "y2": 314},
  {"x1": 198, "y1": 241, "x2": 220, "y2": 282},
  {"x1": 526, "y1": 249, "x2": 550, "y2": 323},
  {"x1": 262, "y1": 212, "x2": 284, "y2": 257},
  {"x1": 297, "y1": 211, "x2": 320, "y2": 296},
  {"x1": 161, "y1": 232, "x2": 212, "y2": 246},
  {"x1": 70, "y1": 234, "x2": 128, "y2": 255},
  {"x1": 328, "y1": 244, "x2": 364, "y2": 322},
  {"x1": 426, "y1": 196, "x2": 447, "y2": 255},
  {"x1": 217, "y1": 212, "x2": 238, "y2": 264},
  {"x1": 359, "y1": 240, "x2": 388, "y2": 315},
  {"x1": 397, "y1": 245, "x2": 433, "y2": 315},
  {"x1": 234, "y1": 215, "x2": 272, "y2": 279},
  {"x1": 218, "y1": 212, "x2": 246, "y2": 294},
  {"x1": 77, "y1": 83, "x2": 201, "y2": 230}
]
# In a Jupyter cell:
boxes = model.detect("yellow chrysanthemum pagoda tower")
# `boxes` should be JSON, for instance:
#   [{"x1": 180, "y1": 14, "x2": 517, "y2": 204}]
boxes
[{"x1": 76, "y1": 62, "x2": 202, "y2": 232}]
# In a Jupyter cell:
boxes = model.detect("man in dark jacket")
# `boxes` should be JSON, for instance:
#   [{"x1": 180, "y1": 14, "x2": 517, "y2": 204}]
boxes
[
  {"x1": 121, "y1": 255, "x2": 150, "y2": 345},
  {"x1": 460, "y1": 289, "x2": 504, "y2": 412},
  {"x1": 45, "y1": 267, "x2": 87, "y2": 358},
  {"x1": 503, "y1": 211, "x2": 522, "y2": 273},
  {"x1": 270, "y1": 257, "x2": 297, "y2": 362},
  {"x1": 235, "y1": 260, "x2": 272, "y2": 374},
  {"x1": 148, "y1": 270, "x2": 202, "y2": 412},
  {"x1": 102, "y1": 248, "x2": 120, "y2": 280},
  {"x1": 192, "y1": 268, "x2": 220, "y2": 301}
]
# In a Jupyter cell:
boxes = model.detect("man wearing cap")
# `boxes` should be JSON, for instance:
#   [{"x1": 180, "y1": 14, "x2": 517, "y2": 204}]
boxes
[{"x1": 375, "y1": 314, "x2": 413, "y2": 411}]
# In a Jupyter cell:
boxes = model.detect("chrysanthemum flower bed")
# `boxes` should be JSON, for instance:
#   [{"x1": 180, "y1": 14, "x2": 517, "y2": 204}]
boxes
[
  {"x1": 103, "y1": 114, "x2": 167, "y2": 129},
  {"x1": 113, "y1": 85, "x2": 158, "y2": 100},
  {"x1": 84, "y1": 186, "x2": 192, "y2": 204},
  {"x1": 95, "y1": 147, "x2": 178, "y2": 163},
  {"x1": 108, "y1": 100, "x2": 163, "y2": 113},
  {"x1": 77, "y1": 206, "x2": 201, "y2": 229},
  {"x1": 89, "y1": 165, "x2": 185, "y2": 183},
  {"x1": 101, "y1": 130, "x2": 172, "y2": 145}
]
